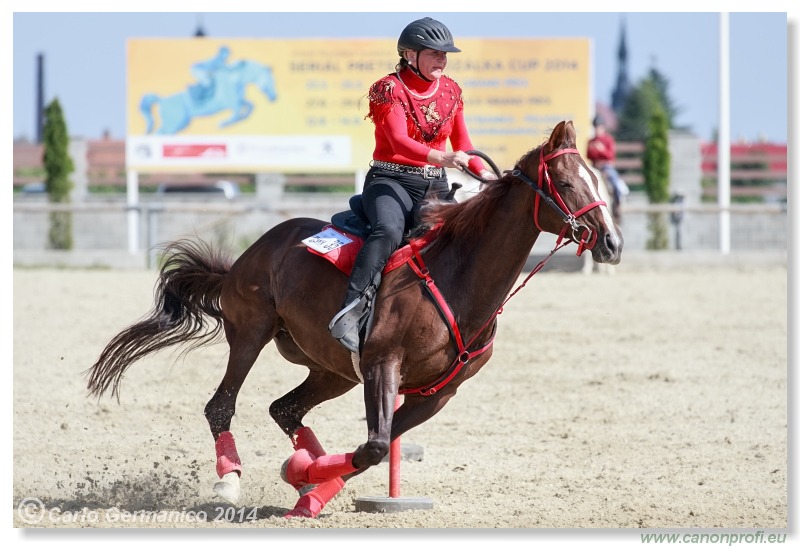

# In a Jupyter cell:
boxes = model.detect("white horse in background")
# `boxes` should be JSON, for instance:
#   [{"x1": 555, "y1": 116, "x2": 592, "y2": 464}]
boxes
[{"x1": 583, "y1": 166, "x2": 619, "y2": 275}]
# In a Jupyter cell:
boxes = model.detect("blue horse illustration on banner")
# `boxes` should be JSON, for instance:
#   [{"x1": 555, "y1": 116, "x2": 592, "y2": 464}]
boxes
[{"x1": 140, "y1": 46, "x2": 278, "y2": 135}]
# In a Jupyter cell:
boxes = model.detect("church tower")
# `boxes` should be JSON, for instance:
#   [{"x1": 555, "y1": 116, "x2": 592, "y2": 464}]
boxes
[{"x1": 611, "y1": 17, "x2": 632, "y2": 114}]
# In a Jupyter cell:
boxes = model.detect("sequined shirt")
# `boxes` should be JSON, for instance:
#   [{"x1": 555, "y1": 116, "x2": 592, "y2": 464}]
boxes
[{"x1": 367, "y1": 67, "x2": 486, "y2": 174}]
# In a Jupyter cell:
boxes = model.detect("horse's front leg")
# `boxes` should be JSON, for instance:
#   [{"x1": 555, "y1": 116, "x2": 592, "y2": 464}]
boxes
[
  {"x1": 281, "y1": 358, "x2": 400, "y2": 518},
  {"x1": 388, "y1": 390, "x2": 456, "y2": 440},
  {"x1": 353, "y1": 358, "x2": 401, "y2": 468},
  {"x1": 220, "y1": 100, "x2": 253, "y2": 127}
]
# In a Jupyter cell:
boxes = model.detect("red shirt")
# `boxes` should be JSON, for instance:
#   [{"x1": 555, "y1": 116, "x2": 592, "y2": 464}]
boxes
[
  {"x1": 367, "y1": 67, "x2": 486, "y2": 175},
  {"x1": 586, "y1": 133, "x2": 616, "y2": 164}
]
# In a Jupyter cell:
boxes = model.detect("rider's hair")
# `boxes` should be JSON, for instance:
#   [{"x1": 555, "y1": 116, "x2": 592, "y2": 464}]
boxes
[{"x1": 395, "y1": 54, "x2": 410, "y2": 73}]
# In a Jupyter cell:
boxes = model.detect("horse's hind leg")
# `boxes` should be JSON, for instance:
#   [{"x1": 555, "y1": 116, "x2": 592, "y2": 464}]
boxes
[
  {"x1": 269, "y1": 365, "x2": 357, "y2": 518},
  {"x1": 269, "y1": 366, "x2": 357, "y2": 437},
  {"x1": 204, "y1": 316, "x2": 273, "y2": 504}
]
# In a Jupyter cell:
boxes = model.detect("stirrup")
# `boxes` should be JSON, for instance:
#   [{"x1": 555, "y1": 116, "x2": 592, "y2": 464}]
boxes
[
  {"x1": 329, "y1": 295, "x2": 370, "y2": 353},
  {"x1": 328, "y1": 294, "x2": 369, "y2": 337}
]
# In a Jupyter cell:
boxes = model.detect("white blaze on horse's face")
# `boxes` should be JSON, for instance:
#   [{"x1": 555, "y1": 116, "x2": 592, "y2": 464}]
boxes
[{"x1": 578, "y1": 163, "x2": 619, "y2": 238}]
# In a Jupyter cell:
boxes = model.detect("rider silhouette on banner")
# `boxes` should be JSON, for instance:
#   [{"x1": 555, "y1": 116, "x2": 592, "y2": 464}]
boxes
[
  {"x1": 139, "y1": 45, "x2": 277, "y2": 135},
  {"x1": 189, "y1": 46, "x2": 231, "y2": 104}
]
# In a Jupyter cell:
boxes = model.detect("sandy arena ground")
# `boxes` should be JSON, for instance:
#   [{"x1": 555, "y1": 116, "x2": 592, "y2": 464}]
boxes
[{"x1": 12, "y1": 261, "x2": 787, "y2": 530}]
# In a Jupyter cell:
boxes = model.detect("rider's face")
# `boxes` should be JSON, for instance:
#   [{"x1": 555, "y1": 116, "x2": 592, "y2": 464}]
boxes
[{"x1": 409, "y1": 49, "x2": 448, "y2": 80}]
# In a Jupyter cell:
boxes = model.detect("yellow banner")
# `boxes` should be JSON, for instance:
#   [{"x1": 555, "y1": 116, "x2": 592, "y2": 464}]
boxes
[{"x1": 127, "y1": 38, "x2": 590, "y2": 173}]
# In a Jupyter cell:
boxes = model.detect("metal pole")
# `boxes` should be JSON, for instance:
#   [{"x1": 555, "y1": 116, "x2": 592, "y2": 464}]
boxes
[
  {"x1": 718, "y1": 13, "x2": 731, "y2": 254},
  {"x1": 36, "y1": 53, "x2": 44, "y2": 144},
  {"x1": 389, "y1": 395, "x2": 402, "y2": 498},
  {"x1": 127, "y1": 168, "x2": 140, "y2": 254}
]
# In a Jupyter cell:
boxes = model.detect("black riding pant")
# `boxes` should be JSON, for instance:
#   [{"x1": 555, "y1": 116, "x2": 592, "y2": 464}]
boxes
[{"x1": 343, "y1": 166, "x2": 449, "y2": 305}]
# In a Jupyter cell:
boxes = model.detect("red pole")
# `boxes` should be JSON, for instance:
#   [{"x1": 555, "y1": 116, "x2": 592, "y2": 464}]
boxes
[{"x1": 388, "y1": 395, "x2": 401, "y2": 498}]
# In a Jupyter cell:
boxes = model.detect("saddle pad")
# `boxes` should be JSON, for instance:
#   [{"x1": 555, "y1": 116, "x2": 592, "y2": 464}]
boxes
[{"x1": 306, "y1": 225, "x2": 438, "y2": 276}]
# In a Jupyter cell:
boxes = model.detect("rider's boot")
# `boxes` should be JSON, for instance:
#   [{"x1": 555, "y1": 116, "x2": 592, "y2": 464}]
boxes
[{"x1": 328, "y1": 271, "x2": 382, "y2": 354}]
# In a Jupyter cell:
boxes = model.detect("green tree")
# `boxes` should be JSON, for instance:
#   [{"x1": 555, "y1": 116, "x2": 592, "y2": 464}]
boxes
[
  {"x1": 616, "y1": 78, "x2": 663, "y2": 141},
  {"x1": 646, "y1": 67, "x2": 680, "y2": 126},
  {"x1": 643, "y1": 107, "x2": 671, "y2": 203},
  {"x1": 616, "y1": 65, "x2": 680, "y2": 142},
  {"x1": 43, "y1": 98, "x2": 74, "y2": 249},
  {"x1": 643, "y1": 107, "x2": 671, "y2": 249}
]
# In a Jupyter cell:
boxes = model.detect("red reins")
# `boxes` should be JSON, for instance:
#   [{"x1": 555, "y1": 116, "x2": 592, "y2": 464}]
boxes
[{"x1": 401, "y1": 147, "x2": 606, "y2": 396}]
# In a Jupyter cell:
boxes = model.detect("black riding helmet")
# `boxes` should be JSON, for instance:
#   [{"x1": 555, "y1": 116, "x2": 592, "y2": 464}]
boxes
[{"x1": 397, "y1": 17, "x2": 461, "y2": 55}]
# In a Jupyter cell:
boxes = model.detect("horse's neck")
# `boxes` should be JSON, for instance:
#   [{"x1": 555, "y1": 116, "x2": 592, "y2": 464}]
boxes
[{"x1": 433, "y1": 182, "x2": 541, "y2": 336}]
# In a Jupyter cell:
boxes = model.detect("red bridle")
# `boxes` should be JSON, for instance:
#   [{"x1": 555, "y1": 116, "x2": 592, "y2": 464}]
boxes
[
  {"x1": 507, "y1": 147, "x2": 607, "y2": 256},
  {"x1": 400, "y1": 147, "x2": 608, "y2": 397}
]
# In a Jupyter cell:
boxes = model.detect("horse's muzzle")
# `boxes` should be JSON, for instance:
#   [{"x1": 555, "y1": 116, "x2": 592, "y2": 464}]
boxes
[{"x1": 592, "y1": 229, "x2": 623, "y2": 265}]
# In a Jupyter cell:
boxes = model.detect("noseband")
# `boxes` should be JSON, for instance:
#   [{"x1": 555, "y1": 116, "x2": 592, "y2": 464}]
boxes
[{"x1": 505, "y1": 147, "x2": 607, "y2": 256}]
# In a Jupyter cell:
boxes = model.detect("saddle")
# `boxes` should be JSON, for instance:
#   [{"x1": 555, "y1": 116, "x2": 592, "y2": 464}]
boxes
[{"x1": 310, "y1": 183, "x2": 461, "y2": 275}]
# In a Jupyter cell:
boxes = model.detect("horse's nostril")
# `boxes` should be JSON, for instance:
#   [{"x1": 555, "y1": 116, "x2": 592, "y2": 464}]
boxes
[{"x1": 604, "y1": 232, "x2": 617, "y2": 252}]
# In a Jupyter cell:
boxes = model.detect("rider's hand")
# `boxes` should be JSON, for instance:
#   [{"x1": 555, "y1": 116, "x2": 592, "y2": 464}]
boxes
[
  {"x1": 429, "y1": 150, "x2": 471, "y2": 171},
  {"x1": 479, "y1": 170, "x2": 498, "y2": 181}
]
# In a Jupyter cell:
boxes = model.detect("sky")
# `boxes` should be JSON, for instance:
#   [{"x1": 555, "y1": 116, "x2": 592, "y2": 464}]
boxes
[{"x1": 8, "y1": 4, "x2": 792, "y2": 146}]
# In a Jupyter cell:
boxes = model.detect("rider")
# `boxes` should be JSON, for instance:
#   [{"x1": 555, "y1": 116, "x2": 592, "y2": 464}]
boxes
[
  {"x1": 328, "y1": 17, "x2": 497, "y2": 353},
  {"x1": 586, "y1": 115, "x2": 629, "y2": 209},
  {"x1": 189, "y1": 45, "x2": 230, "y2": 102}
]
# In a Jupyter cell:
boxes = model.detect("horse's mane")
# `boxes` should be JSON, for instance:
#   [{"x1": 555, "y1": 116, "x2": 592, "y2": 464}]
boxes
[{"x1": 419, "y1": 144, "x2": 542, "y2": 255}]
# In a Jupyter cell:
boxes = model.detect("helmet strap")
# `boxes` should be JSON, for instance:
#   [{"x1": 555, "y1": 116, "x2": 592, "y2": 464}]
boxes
[
  {"x1": 409, "y1": 63, "x2": 433, "y2": 82},
  {"x1": 405, "y1": 51, "x2": 433, "y2": 82}
]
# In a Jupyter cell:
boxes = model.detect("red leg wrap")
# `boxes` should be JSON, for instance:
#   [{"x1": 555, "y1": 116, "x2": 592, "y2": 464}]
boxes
[
  {"x1": 285, "y1": 451, "x2": 356, "y2": 487},
  {"x1": 284, "y1": 477, "x2": 346, "y2": 519},
  {"x1": 292, "y1": 427, "x2": 326, "y2": 457},
  {"x1": 284, "y1": 448, "x2": 315, "y2": 490},
  {"x1": 215, "y1": 431, "x2": 242, "y2": 478},
  {"x1": 306, "y1": 453, "x2": 357, "y2": 484}
]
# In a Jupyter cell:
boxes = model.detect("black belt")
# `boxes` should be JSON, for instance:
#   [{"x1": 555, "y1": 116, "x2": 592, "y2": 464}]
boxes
[{"x1": 371, "y1": 160, "x2": 445, "y2": 179}]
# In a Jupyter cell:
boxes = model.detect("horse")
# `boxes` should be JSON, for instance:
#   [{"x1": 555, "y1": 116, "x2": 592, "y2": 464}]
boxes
[
  {"x1": 86, "y1": 121, "x2": 623, "y2": 518},
  {"x1": 582, "y1": 165, "x2": 618, "y2": 275},
  {"x1": 591, "y1": 165, "x2": 627, "y2": 225},
  {"x1": 140, "y1": 59, "x2": 277, "y2": 135}
]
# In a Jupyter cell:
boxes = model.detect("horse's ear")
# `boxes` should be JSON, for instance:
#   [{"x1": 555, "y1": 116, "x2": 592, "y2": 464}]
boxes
[
  {"x1": 564, "y1": 121, "x2": 577, "y2": 146},
  {"x1": 547, "y1": 120, "x2": 577, "y2": 150}
]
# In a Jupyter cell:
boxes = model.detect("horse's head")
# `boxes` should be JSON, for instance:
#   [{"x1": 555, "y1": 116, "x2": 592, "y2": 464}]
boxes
[
  {"x1": 513, "y1": 121, "x2": 623, "y2": 264},
  {"x1": 237, "y1": 60, "x2": 277, "y2": 102},
  {"x1": 254, "y1": 64, "x2": 277, "y2": 102}
]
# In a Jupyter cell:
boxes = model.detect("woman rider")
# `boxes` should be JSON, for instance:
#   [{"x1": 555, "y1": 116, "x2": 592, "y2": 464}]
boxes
[{"x1": 329, "y1": 17, "x2": 496, "y2": 353}]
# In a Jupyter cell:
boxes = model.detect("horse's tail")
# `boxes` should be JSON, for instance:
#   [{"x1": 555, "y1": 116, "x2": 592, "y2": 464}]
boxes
[
  {"x1": 86, "y1": 238, "x2": 233, "y2": 400},
  {"x1": 139, "y1": 93, "x2": 159, "y2": 134}
]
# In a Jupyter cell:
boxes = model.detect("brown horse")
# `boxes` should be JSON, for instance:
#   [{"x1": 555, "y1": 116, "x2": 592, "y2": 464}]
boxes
[{"x1": 87, "y1": 121, "x2": 623, "y2": 518}]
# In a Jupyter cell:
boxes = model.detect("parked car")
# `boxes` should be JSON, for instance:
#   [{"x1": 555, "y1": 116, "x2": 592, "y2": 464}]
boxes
[
  {"x1": 21, "y1": 182, "x2": 46, "y2": 194},
  {"x1": 155, "y1": 180, "x2": 240, "y2": 199}
]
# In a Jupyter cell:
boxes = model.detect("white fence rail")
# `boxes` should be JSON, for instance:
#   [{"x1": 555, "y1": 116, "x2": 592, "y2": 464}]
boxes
[{"x1": 14, "y1": 196, "x2": 787, "y2": 269}]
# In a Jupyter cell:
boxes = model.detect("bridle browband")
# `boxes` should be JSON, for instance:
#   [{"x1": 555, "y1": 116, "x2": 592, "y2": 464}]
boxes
[{"x1": 504, "y1": 147, "x2": 607, "y2": 256}]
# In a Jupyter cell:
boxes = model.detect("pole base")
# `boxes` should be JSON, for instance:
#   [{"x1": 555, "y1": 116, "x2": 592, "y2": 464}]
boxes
[{"x1": 354, "y1": 496, "x2": 434, "y2": 514}]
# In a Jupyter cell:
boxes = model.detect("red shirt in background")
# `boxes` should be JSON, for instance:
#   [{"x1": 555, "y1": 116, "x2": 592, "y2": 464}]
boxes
[{"x1": 587, "y1": 133, "x2": 616, "y2": 166}]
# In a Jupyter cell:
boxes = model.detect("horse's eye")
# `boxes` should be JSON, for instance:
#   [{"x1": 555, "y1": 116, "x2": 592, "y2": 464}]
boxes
[{"x1": 558, "y1": 180, "x2": 573, "y2": 190}]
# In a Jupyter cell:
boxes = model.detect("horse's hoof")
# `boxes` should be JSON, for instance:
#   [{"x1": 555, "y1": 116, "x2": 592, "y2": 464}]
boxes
[
  {"x1": 213, "y1": 471, "x2": 241, "y2": 505},
  {"x1": 280, "y1": 458, "x2": 291, "y2": 484}
]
